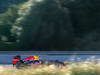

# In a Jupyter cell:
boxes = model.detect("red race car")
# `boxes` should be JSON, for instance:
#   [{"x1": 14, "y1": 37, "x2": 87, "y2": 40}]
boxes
[
  {"x1": 12, "y1": 55, "x2": 66, "y2": 69},
  {"x1": 12, "y1": 55, "x2": 41, "y2": 69}
]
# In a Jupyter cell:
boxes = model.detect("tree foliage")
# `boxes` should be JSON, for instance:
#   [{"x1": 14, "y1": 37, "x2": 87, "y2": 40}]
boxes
[
  {"x1": 0, "y1": 0, "x2": 100, "y2": 50},
  {"x1": 15, "y1": 0, "x2": 74, "y2": 50}
]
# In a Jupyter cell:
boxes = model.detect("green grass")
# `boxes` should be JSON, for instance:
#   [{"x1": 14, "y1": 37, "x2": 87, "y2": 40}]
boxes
[{"x1": 0, "y1": 62, "x2": 100, "y2": 75}]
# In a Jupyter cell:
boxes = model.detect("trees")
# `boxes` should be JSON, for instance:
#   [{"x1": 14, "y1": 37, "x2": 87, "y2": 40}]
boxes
[
  {"x1": 60, "y1": 0, "x2": 100, "y2": 50},
  {"x1": 0, "y1": 0, "x2": 100, "y2": 50},
  {"x1": 17, "y1": 0, "x2": 74, "y2": 50},
  {"x1": 0, "y1": 0, "x2": 27, "y2": 50},
  {"x1": 0, "y1": 5, "x2": 18, "y2": 41}
]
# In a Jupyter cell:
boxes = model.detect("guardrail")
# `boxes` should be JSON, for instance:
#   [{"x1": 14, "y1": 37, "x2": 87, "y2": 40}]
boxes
[{"x1": 0, "y1": 51, "x2": 99, "y2": 55}]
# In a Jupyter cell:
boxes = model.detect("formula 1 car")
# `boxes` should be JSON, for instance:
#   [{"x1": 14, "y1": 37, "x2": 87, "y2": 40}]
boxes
[
  {"x1": 12, "y1": 56, "x2": 66, "y2": 69},
  {"x1": 12, "y1": 56, "x2": 41, "y2": 69}
]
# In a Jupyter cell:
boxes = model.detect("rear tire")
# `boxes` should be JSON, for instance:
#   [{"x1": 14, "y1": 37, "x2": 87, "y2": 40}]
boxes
[{"x1": 16, "y1": 60, "x2": 26, "y2": 69}]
